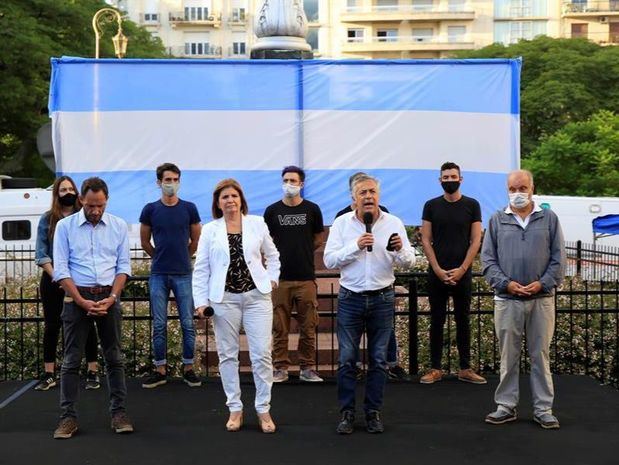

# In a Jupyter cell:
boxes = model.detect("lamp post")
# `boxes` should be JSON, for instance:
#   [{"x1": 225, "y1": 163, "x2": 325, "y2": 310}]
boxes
[{"x1": 92, "y1": 8, "x2": 128, "y2": 58}]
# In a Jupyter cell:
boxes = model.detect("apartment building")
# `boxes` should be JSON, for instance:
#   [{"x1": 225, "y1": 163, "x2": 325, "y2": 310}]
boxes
[{"x1": 109, "y1": 1, "x2": 619, "y2": 59}]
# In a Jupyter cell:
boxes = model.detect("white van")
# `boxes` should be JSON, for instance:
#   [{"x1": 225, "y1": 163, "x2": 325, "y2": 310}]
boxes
[{"x1": 533, "y1": 194, "x2": 619, "y2": 247}]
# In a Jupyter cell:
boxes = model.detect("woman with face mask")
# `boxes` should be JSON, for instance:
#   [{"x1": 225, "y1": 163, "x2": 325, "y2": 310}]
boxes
[{"x1": 33, "y1": 176, "x2": 100, "y2": 391}]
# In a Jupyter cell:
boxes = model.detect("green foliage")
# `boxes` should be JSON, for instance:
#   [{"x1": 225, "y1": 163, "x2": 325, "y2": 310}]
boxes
[
  {"x1": 523, "y1": 110, "x2": 619, "y2": 196},
  {"x1": 456, "y1": 36, "x2": 619, "y2": 158},
  {"x1": 0, "y1": 0, "x2": 167, "y2": 185}
]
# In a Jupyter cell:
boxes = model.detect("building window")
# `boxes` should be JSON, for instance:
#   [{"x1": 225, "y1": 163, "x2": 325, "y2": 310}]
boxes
[
  {"x1": 448, "y1": 26, "x2": 466, "y2": 42},
  {"x1": 185, "y1": 7, "x2": 209, "y2": 21},
  {"x1": 185, "y1": 42, "x2": 211, "y2": 56},
  {"x1": 571, "y1": 23, "x2": 588, "y2": 39},
  {"x1": 412, "y1": 0, "x2": 434, "y2": 12},
  {"x1": 377, "y1": 29, "x2": 398, "y2": 42},
  {"x1": 495, "y1": 0, "x2": 546, "y2": 18},
  {"x1": 306, "y1": 27, "x2": 319, "y2": 51},
  {"x1": 232, "y1": 42, "x2": 246, "y2": 55},
  {"x1": 412, "y1": 28, "x2": 433, "y2": 42},
  {"x1": 347, "y1": 28, "x2": 365, "y2": 42},
  {"x1": 2, "y1": 221, "x2": 31, "y2": 241},
  {"x1": 304, "y1": 0, "x2": 319, "y2": 23},
  {"x1": 232, "y1": 8, "x2": 246, "y2": 21},
  {"x1": 611, "y1": 22, "x2": 619, "y2": 43},
  {"x1": 144, "y1": 13, "x2": 158, "y2": 22},
  {"x1": 448, "y1": 0, "x2": 466, "y2": 12},
  {"x1": 376, "y1": 0, "x2": 398, "y2": 11}
]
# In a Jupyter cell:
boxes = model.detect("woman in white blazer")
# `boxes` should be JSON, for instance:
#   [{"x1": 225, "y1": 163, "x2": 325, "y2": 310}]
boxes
[{"x1": 193, "y1": 178, "x2": 280, "y2": 433}]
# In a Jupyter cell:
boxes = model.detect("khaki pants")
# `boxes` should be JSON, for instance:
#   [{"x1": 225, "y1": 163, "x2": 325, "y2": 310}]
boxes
[
  {"x1": 494, "y1": 297, "x2": 555, "y2": 415},
  {"x1": 272, "y1": 280, "x2": 319, "y2": 370}
]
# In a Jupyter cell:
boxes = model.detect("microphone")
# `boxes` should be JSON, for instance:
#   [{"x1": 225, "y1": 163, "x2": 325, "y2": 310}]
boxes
[
  {"x1": 362, "y1": 212, "x2": 373, "y2": 252},
  {"x1": 201, "y1": 306, "x2": 214, "y2": 318}
]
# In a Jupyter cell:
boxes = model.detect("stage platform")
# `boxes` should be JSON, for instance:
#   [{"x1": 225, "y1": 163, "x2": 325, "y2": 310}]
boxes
[{"x1": 0, "y1": 375, "x2": 617, "y2": 465}]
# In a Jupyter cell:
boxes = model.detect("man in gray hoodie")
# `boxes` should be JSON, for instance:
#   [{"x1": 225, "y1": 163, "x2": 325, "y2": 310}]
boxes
[{"x1": 481, "y1": 170, "x2": 565, "y2": 429}]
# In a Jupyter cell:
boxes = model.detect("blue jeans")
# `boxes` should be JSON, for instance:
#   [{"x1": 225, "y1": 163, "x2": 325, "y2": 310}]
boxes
[
  {"x1": 150, "y1": 274, "x2": 195, "y2": 366},
  {"x1": 337, "y1": 287, "x2": 394, "y2": 413}
]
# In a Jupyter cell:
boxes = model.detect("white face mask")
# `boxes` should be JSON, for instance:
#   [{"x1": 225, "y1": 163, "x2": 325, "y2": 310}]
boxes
[
  {"x1": 282, "y1": 183, "x2": 301, "y2": 198},
  {"x1": 509, "y1": 192, "x2": 530, "y2": 209},
  {"x1": 161, "y1": 182, "x2": 180, "y2": 197}
]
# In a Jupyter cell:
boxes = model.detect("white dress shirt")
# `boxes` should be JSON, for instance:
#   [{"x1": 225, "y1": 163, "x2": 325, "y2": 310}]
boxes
[
  {"x1": 53, "y1": 209, "x2": 131, "y2": 286},
  {"x1": 504, "y1": 201, "x2": 543, "y2": 229},
  {"x1": 192, "y1": 215, "x2": 280, "y2": 308},
  {"x1": 324, "y1": 211, "x2": 415, "y2": 293}
]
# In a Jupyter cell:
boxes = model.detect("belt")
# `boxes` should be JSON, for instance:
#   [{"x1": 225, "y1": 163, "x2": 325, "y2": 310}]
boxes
[
  {"x1": 76, "y1": 285, "x2": 112, "y2": 295},
  {"x1": 342, "y1": 286, "x2": 393, "y2": 296}
]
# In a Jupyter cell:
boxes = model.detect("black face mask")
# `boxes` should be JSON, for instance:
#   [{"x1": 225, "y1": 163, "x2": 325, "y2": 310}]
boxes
[
  {"x1": 441, "y1": 181, "x2": 460, "y2": 195},
  {"x1": 59, "y1": 193, "x2": 77, "y2": 207}
]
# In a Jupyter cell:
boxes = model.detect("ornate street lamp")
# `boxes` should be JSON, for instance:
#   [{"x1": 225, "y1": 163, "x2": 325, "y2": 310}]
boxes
[{"x1": 92, "y1": 8, "x2": 128, "y2": 58}]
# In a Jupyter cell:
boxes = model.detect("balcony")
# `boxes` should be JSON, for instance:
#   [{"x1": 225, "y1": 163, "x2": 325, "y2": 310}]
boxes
[
  {"x1": 341, "y1": 35, "x2": 475, "y2": 52},
  {"x1": 168, "y1": 45, "x2": 223, "y2": 58},
  {"x1": 169, "y1": 11, "x2": 222, "y2": 27},
  {"x1": 563, "y1": 1, "x2": 619, "y2": 17},
  {"x1": 340, "y1": 4, "x2": 475, "y2": 22}
]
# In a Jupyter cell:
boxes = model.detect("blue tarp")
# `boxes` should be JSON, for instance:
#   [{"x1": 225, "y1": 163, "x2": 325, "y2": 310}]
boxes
[{"x1": 593, "y1": 214, "x2": 619, "y2": 235}]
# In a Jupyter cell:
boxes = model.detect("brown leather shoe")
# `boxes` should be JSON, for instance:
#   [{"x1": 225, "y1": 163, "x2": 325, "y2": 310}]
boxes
[
  {"x1": 53, "y1": 417, "x2": 78, "y2": 439},
  {"x1": 458, "y1": 368, "x2": 487, "y2": 385},
  {"x1": 111, "y1": 412, "x2": 134, "y2": 434},
  {"x1": 420, "y1": 369, "x2": 443, "y2": 384}
]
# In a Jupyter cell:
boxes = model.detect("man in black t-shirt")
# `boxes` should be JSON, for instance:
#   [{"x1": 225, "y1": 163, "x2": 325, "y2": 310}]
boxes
[
  {"x1": 264, "y1": 166, "x2": 325, "y2": 383},
  {"x1": 420, "y1": 162, "x2": 486, "y2": 385}
]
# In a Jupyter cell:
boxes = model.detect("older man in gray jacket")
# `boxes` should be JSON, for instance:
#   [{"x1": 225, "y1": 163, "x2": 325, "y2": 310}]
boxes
[{"x1": 481, "y1": 170, "x2": 566, "y2": 430}]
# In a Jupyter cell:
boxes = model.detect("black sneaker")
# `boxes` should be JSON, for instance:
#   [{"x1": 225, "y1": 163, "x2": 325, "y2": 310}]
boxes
[
  {"x1": 34, "y1": 372, "x2": 57, "y2": 391},
  {"x1": 365, "y1": 410, "x2": 384, "y2": 434},
  {"x1": 388, "y1": 365, "x2": 411, "y2": 381},
  {"x1": 183, "y1": 369, "x2": 202, "y2": 387},
  {"x1": 336, "y1": 410, "x2": 355, "y2": 435},
  {"x1": 85, "y1": 370, "x2": 101, "y2": 390},
  {"x1": 142, "y1": 371, "x2": 167, "y2": 388}
]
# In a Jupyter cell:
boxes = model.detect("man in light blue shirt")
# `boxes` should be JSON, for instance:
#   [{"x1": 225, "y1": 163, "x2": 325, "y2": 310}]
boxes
[{"x1": 52, "y1": 177, "x2": 133, "y2": 439}]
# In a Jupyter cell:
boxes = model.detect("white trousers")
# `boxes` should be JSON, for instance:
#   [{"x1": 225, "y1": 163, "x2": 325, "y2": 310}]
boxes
[
  {"x1": 494, "y1": 296, "x2": 555, "y2": 415},
  {"x1": 212, "y1": 289, "x2": 274, "y2": 413}
]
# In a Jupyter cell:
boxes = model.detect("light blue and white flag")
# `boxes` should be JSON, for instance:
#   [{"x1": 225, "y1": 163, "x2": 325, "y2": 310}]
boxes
[{"x1": 49, "y1": 57, "x2": 520, "y2": 225}]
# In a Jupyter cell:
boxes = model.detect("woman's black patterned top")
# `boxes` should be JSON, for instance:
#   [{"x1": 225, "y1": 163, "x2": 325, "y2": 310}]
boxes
[{"x1": 225, "y1": 233, "x2": 257, "y2": 293}]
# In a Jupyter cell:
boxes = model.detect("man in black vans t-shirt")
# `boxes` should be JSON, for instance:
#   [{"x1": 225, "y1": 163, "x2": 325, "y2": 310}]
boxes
[
  {"x1": 264, "y1": 166, "x2": 325, "y2": 383},
  {"x1": 420, "y1": 162, "x2": 486, "y2": 385}
]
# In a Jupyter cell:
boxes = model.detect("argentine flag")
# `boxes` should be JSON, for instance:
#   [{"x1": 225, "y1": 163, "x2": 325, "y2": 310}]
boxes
[{"x1": 49, "y1": 57, "x2": 520, "y2": 226}]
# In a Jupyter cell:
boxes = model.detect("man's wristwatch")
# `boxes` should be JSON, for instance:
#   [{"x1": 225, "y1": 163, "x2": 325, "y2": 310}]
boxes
[{"x1": 109, "y1": 293, "x2": 118, "y2": 303}]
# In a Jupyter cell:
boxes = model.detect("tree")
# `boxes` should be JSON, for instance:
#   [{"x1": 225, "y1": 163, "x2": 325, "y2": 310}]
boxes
[
  {"x1": 0, "y1": 0, "x2": 167, "y2": 185},
  {"x1": 523, "y1": 110, "x2": 619, "y2": 196},
  {"x1": 456, "y1": 37, "x2": 619, "y2": 157}
]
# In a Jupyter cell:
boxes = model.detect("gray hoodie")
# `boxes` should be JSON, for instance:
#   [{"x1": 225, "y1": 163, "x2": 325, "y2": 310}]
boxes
[{"x1": 481, "y1": 207, "x2": 566, "y2": 300}]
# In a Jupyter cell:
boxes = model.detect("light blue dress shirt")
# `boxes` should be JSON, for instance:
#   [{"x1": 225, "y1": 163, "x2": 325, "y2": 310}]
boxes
[{"x1": 52, "y1": 209, "x2": 131, "y2": 286}]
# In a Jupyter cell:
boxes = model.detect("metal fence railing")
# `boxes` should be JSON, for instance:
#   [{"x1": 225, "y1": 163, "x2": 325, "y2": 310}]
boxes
[
  {"x1": 1, "y1": 273, "x2": 617, "y2": 389},
  {"x1": 565, "y1": 240, "x2": 619, "y2": 281}
]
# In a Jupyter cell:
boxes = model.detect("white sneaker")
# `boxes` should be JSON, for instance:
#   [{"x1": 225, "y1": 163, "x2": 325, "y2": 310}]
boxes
[
  {"x1": 299, "y1": 369, "x2": 323, "y2": 382},
  {"x1": 273, "y1": 369, "x2": 289, "y2": 383}
]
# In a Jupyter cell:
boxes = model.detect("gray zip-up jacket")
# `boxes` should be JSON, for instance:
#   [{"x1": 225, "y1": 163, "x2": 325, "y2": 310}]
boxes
[{"x1": 481, "y1": 207, "x2": 566, "y2": 300}]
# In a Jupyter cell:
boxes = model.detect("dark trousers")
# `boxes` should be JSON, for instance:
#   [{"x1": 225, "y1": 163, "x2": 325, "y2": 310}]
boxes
[
  {"x1": 428, "y1": 271, "x2": 472, "y2": 370},
  {"x1": 40, "y1": 273, "x2": 98, "y2": 366},
  {"x1": 337, "y1": 287, "x2": 393, "y2": 413},
  {"x1": 60, "y1": 290, "x2": 127, "y2": 419}
]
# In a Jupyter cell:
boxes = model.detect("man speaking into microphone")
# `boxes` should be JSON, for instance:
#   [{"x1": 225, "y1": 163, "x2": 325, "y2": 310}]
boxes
[{"x1": 324, "y1": 174, "x2": 415, "y2": 434}]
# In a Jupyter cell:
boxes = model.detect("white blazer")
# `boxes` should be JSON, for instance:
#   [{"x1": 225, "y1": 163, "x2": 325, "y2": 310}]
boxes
[{"x1": 193, "y1": 215, "x2": 280, "y2": 307}]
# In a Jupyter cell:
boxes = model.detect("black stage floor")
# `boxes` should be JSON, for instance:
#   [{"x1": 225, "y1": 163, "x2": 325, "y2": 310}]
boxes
[{"x1": 0, "y1": 375, "x2": 617, "y2": 465}]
